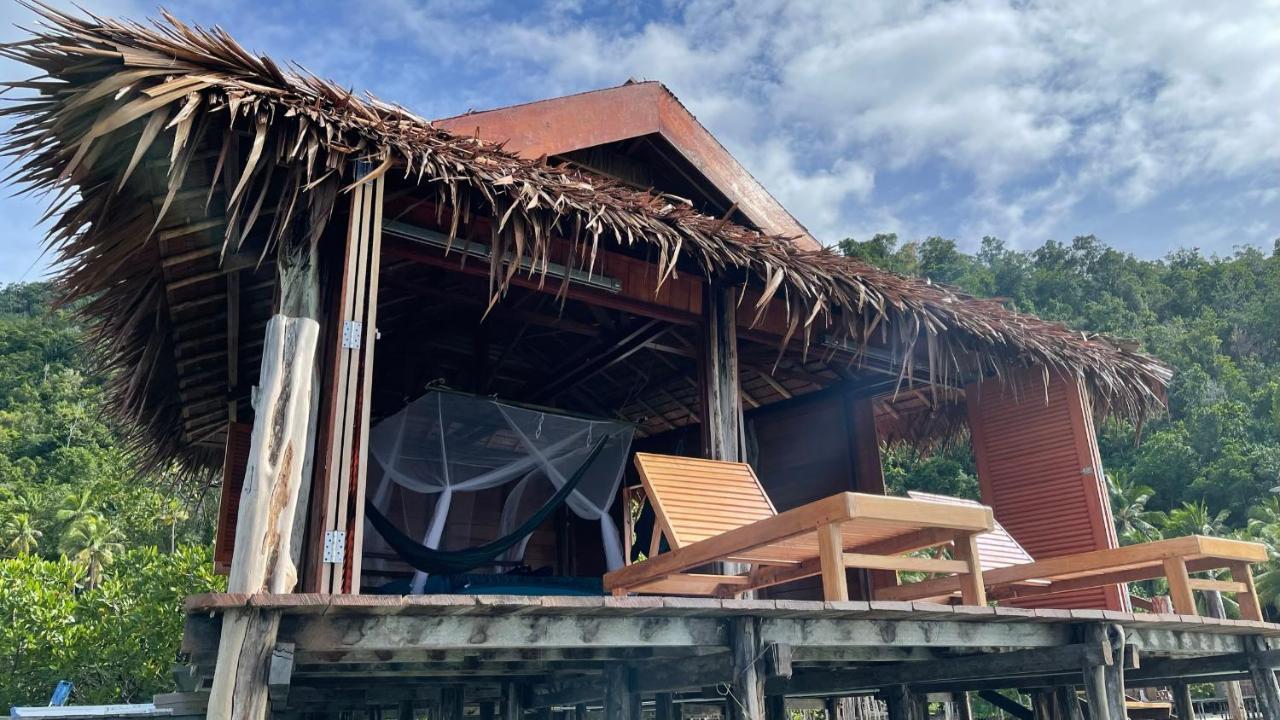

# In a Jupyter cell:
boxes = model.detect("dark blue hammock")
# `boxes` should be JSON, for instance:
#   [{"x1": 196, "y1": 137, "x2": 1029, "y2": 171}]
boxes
[{"x1": 365, "y1": 436, "x2": 607, "y2": 576}]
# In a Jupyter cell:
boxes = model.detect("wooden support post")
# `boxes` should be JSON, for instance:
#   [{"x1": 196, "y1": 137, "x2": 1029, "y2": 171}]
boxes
[
  {"x1": 441, "y1": 687, "x2": 464, "y2": 720},
  {"x1": 884, "y1": 686, "x2": 911, "y2": 720},
  {"x1": 823, "y1": 697, "x2": 840, "y2": 720},
  {"x1": 1227, "y1": 561, "x2": 1264, "y2": 621},
  {"x1": 1162, "y1": 557, "x2": 1196, "y2": 615},
  {"x1": 730, "y1": 617, "x2": 765, "y2": 720},
  {"x1": 1031, "y1": 691, "x2": 1054, "y2": 720},
  {"x1": 1246, "y1": 635, "x2": 1280, "y2": 720},
  {"x1": 911, "y1": 694, "x2": 929, "y2": 720},
  {"x1": 605, "y1": 666, "x2": 634, "y2": 720},
  {"x1": 480, "y1": 702, "x2": 496, "y2": 720},
  {"x1": 951, "y1": 532, "x2": 987, "y2": 607},
  {"x1": 817, "y1": 523, "x2": 849, "y2": 602},
  {"x1": 1054, "y1": 688, "x2": 1082, "y2": 720},
  {"x1": 655, "y1": 694, "x2": 675, "y2": 720},
  {"x1": 955, "y1": 692, "x2": 973, "y2": 720},
  {"x1": 209, "y1": 235, "x2": 323, "y2": 720},
  {"x1": 700, "y1": 283, "x2": 744, "y2": 462},
  {"x1": 848, "y1": 393, "x2": 894, "y2": 599},
  {"x1": 503, "y1": 683, "x2": 523, "y2": 720},
  {"x1": 575, "y1": 705, "x2": 589, "y2": 720},
  {"x1": 400, "y1": 699, "x2": 416, "y2": 720},
  {"x1": 765, "y1": 696, "x2": 786, "y2": 720},
  {"x1": 1171, "y1": 682, "x2": 1194, "y2": 720},
  {"x1": 1084, "y1": 624, "x2": 1126, "y2": 720}
]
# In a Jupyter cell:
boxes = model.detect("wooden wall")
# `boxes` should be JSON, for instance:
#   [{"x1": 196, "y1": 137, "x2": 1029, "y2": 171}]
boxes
[
  {"x1": 967, "y1": 368, "x2": 1125, "y2": 611},
  {"x1": 748, "y1": 391, "x2": 883, "y2": 600}
]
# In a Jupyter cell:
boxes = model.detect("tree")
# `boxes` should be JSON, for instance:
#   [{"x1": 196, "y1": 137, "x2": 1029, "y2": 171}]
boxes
[
  {"x1": 1108, "y1": 476, "x2": 1161, "y2": 544},
  {"x1": 2, "y1": 512, "x2": 42, "y2": 555},
  {"x1": 59, "y1": 513, "x2": 124, "y2": 588}
]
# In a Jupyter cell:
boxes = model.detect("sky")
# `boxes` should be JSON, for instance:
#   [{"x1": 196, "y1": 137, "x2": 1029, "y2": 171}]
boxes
[{"x1": 0, "y1": 0, "x2": 1277, "y2": 283}]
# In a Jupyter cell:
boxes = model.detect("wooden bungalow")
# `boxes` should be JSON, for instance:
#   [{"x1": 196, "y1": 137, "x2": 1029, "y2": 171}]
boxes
[{"x1": 3, "y1": 7, "x2": 1279, "y2": 720}]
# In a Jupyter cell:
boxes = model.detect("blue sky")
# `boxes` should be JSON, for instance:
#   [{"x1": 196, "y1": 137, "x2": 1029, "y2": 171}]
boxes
[{"x1": 1, "y1": 0, "x2": 1277, "y2": 283}]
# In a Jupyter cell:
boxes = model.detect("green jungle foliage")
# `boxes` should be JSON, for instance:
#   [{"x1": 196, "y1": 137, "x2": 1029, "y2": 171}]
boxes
[
  {"x1": 0, "y1": 283, "x2": 223, "y2": 708},
  {"x1": 1, "y1": 232, "x2": 1279, "y2": 704},
  {"x1": 847, "y1": 234, "x2": 1280, "y2": 615}
]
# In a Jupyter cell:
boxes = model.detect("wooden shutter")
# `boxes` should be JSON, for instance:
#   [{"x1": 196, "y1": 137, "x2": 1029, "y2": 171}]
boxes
[
  {"x1": 213, "y1": 422, "x2": 253, "y2": 574},
  {"x1": 967, "y1": 368, "x2": 1125, "y2": 611}
]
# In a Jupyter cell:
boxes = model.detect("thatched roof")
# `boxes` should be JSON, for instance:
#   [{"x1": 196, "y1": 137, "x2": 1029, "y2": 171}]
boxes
[{"x1": 0, "y1": 5, "x2": 1170, "y2": 471}]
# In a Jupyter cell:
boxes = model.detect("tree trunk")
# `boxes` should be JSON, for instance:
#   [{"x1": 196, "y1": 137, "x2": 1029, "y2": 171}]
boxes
[{"x1": 208, "y1": 238, "x2": 321, "y2": 720}]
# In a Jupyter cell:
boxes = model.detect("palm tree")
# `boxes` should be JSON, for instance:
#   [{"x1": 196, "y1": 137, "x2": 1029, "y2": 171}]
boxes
[
  {"x1": 1159, "y1": 500, "x2": 1231, "y2": 538},
  {"x1": 157, "y1": 498, "x2": 189, "y2": 552},
  {"x1": 1246, "y1": 497, "x2": 1280, "y2": 616},
  {"x1": 2, "y1": 513, "x2": 42, "y2": 555},
  {"x1": 1108, "y1": 475, "x2": 1161, "y2": 544},
  {"x1": 56, "y1": 486, "x2": 96, "y2": 527},
  {"x1": 59, "y1": 513, "x2": 124, "y2": 588}
]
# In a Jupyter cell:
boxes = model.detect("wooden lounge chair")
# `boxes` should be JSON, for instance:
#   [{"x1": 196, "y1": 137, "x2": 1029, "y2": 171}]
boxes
[
  {"x1": 877, "y1": 494, "x2": 1268, "y2": 620},
  {"x1": 602, "y1": 453, "x2": 995, "y2": 603}
]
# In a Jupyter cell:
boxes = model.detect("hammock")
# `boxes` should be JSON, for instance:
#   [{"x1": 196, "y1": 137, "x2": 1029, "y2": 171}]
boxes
[{"x1": 365, "y1": 436, "x2": 608, "y2": 576}]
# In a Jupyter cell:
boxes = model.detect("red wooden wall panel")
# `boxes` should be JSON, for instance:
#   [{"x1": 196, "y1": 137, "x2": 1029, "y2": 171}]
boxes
[{"x1": 967, "y1": 369, "x2": 1125, "y2": 611}]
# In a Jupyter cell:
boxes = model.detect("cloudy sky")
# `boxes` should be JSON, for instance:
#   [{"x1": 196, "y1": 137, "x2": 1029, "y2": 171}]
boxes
[{"x1": 1, "y1": 0, "x2": 1277, "y2": 282}]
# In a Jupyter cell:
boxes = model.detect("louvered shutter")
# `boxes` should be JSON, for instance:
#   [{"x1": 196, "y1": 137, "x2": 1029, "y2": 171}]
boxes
[{"x1": 213, "y1": 422, "x2": 253, "y2": 574}]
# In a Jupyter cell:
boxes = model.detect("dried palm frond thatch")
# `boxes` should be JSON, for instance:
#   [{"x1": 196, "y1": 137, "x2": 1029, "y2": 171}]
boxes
[{"x1": 0, "y1": 4, "x2": 1169, "y2": 473}]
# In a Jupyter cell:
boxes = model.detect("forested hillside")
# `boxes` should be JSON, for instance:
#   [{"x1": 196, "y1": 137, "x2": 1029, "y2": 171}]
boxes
[
  {"x1": 1, "y1": 233, "x2": 1278, "y2": 704},
  {"x1": 847, "y1": 234, "x2": 1280, "y2": 613},
  {"x1": 0, "y1": 283, "x2": 223, "y2": 708}
]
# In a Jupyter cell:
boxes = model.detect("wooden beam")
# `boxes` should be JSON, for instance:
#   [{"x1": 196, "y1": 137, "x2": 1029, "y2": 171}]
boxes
[
  {"x1": 767, "y1": 643, "x2": 1110, "y2": 696},
  {"x1": 604, "y1": 666, "x2": 634, "y2": 720},
  {"x1": 977, "y1": 691, "x2": 1032, "y2": 720},
  {"x1": 529, "y1": 319, "x2": 668, "y2": 402}
]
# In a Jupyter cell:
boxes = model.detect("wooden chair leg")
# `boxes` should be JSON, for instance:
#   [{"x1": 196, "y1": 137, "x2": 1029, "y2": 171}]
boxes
[
  {"x1": 1162, "y1": 557, "x2": 1197, "y2": 615},
  {"x1": 817, "y1": 522, "x2": 849, "y2": 602},
  {"x1": 951, "y1": 532, "x2": 987, "y2": 607},
  {"x1": 1227, "y1": 561, "x2": 1264, "y2": 621}
]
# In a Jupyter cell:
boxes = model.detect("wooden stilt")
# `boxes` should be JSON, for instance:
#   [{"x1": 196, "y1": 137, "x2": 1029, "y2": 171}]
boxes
[
  {"x1": 1246, "y1": 635, "x2": 1280, "y2": 720},
  {"x1": 656, "y1": 694, "x2": 676, "y2": 720},
  {"x1": 911, "y1": 694, "x2": 929, "y2": 720},
  {"x1": 1031, "y1": 691, "x2": 1054, "y2": 720},
  {"x1": 575, "y1": 704, "x2": 589, "y2": 720},
  {"x1": 208, "y1": 237, "x2": 323, "y2": 719},
  {"x1": 503, "y1": 683, "x2": 523, "y2": 720},
  {"x1": 955, "y1": 692, "x2": 973, "y2": 720},
  {"x1": 730, "y1": 617, "x2": 765, "y2": 720},
  {"x1": 480, "y1": 702, "x2": 496, "y2": 720},
  {"x1": 765, "y1": 696, "x2": 786, "y2": 720},
  {"x1": 605, "y1": 666, "x2": 635, "y2": 720},
  {"x1": 824, "y1": 697, "x2": 841, "y2": 720},
  {"x1": 1171, "y1": 682, "x2": 1194, "y2": 720},
  {"x1": 1054, "y1": 687, "x2": 1082, "y2": 720},
  {"x1": 951, "y1": 532, "x2": 987, "y2": 607},
  {"x1": 1162, "y1": 557, "x2": 1196, "y2": 615},
  {"x1": 817, "y1": 523, "x2": 849, "y2": 602},
  {"x1": 399, "y1": 699, "x2": 415, "y2": 720},
  {"x1": 884, "y1": 687, "x2": 910, "y2": 720}
]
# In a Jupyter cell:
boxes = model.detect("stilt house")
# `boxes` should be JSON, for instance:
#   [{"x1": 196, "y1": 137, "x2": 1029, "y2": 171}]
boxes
[{"x1": 5, "y1": 8, "x2": 1279, "y2": 720}]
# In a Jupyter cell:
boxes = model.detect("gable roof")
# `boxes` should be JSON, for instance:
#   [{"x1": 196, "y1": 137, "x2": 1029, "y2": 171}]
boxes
[
  {"x1": 0, "y1": 6, "x2": 1170, "y2": 472},
  {"x1": 434, "y1": 81, "x2": 820, "y2": 250}
]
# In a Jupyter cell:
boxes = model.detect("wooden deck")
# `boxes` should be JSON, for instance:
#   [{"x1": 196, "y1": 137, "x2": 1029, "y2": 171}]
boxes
[{"x1": 177, "y1": 593, "x2": 1280, "y2": 718}]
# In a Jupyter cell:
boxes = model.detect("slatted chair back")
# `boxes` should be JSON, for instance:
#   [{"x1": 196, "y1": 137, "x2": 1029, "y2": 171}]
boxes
[
  {"x1": 908, "y1": 490, "x2": 1035, "y2": 571},
  {"x1": 634, "y1": 452, "x2": 777, "y2": 550}
]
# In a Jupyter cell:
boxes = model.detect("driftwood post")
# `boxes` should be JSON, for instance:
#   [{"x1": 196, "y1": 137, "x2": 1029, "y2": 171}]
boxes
[
  {"x1": 207, "y1": 233, "x2": 322, "y2": 719},
  {"x1": 1171, "y1": 682, "x2": 1194, "y2": 720},
  {"x1": 700, "y1": 283, "x2": 744, "y2": 462}
]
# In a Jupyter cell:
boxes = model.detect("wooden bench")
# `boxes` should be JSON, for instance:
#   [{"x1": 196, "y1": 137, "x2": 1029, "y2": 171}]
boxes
[
  {"x1": 877, "y1": 532, "x2": 1268, "y2": 620},
  {"x1": 603, "y1": 453, "x2": 995, "y2": 603}
]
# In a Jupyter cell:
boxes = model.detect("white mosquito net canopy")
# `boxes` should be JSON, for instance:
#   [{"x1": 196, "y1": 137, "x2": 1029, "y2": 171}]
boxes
[{"x1": 367, "y1": 390, "x2": 635, "y2": 593}]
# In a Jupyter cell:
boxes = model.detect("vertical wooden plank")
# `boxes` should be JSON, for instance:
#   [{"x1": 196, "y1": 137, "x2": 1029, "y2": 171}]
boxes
[
  {"x1": 1227, "y1": 561, "x2": 1263, "y2": 621},
  {"x1": 951, "y1": 532, "x2": 987, "y2": 607},
  {"x1": 604, "y1": 666, "x2": 634, "y2": 720},
  {"x1": 955, "y1": 692, "x2": 973, "y2": 720},
  {"x1": 817, "y1": 523, "x2": 849, "y2": 602},
  {"x1": 345, "y1": 172, "x2": 385, "y2": 593},
  {"x1": 1162, "y1": 557, "x2": 1196, "y2": 615}
]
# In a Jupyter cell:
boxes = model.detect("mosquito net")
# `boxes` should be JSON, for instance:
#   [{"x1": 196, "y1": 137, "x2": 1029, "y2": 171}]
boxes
[{"x1": 367, "y1": 390, "x2": 635, "y2": 593}]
